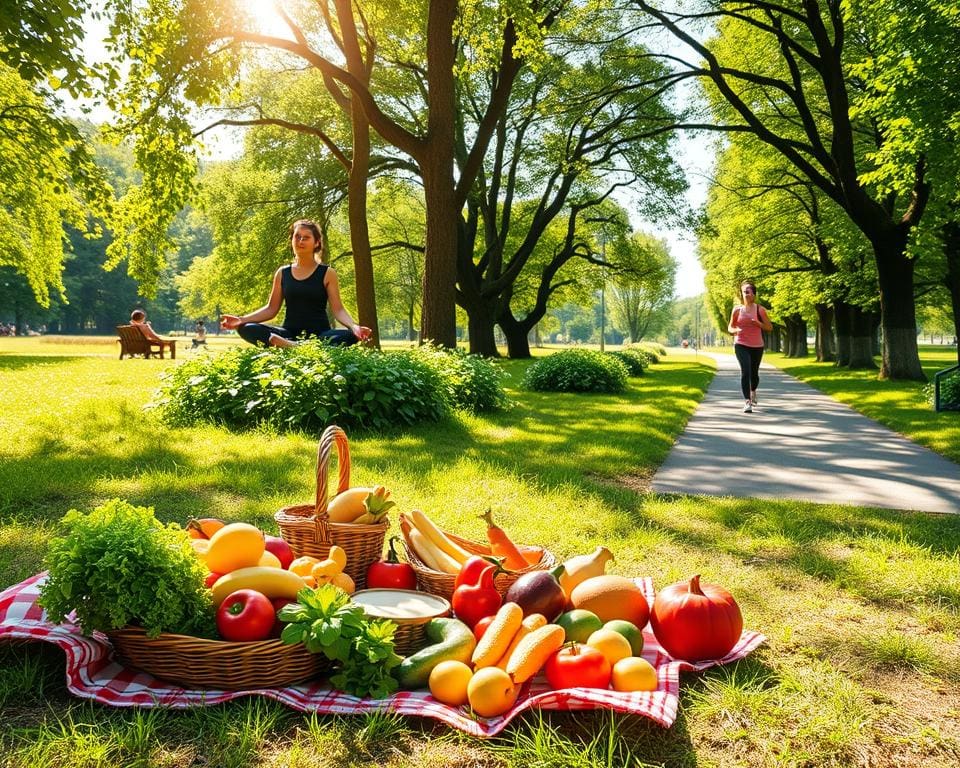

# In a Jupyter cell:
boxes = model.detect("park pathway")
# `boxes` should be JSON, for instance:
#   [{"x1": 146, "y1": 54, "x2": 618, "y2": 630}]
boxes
[{"x1": 651, "y1": 351, "x2": 960, "y2": 515}]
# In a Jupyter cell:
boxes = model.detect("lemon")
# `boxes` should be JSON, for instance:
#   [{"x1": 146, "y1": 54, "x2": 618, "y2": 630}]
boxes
[
  {"x1": 466, "y1": 666, "x2": 519, "y2": 718},
  {"x1": 586, "y1": 628, "x2": 632, "y2": 666},
  {"x1": 428, "y1": 660, "x2": 473, "y2": 706},
  {"x1": 611, "y1": 656, "x2": 658, "y2": 692}
]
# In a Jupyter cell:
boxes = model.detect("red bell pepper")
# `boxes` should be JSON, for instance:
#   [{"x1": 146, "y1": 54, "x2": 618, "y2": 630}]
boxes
[
  {"x1": 454, "y1": 554, "x2": 502, "y2": 591},
  {"x1": 367, "y1": 536, "x2": 418, "y2": 590},
  {"x1": 451, "y1": 563, "x2": 502, "y2": 629}
]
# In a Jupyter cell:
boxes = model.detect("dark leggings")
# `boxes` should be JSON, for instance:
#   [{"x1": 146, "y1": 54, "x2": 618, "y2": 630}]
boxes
[
  {"x1": 236, "y1": 323, "x2": 358, "y2": 347},
  {"x1": 734, "y1": 344, "x2": 764, "y2": 400}
]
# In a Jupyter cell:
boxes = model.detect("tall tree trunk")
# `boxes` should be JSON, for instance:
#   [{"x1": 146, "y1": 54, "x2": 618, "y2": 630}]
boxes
[
  {"x1": 464, "y1": 297, "x2": 499, "y2": 357},
  {"x1": 784, "y1": 315, "x2": 807, "y2": 357},
  {"x1": 873, "y1": 232, "x2": 925, "y2": 380},
  {"x1": 348, "y1": 113, "x2": 380, "y2": 346},
  {"x1": 943, "y1": 221, "x2": 960, "y2": 365},
  {"x1": 835, "y1": 300, "x2": 851, "y2": 367},
  {"x1": 849, "y1": 304, "x2": 877, "y2": 369},
  {"x1": 418, "y1": 0, "x2": 458, "y2": 348},
  {"x1": 814, "y1": 303, "x2": 836, "y2": 362},
  {"x1": 499, "y1": 310, "x2": 532, "y2": 358}
]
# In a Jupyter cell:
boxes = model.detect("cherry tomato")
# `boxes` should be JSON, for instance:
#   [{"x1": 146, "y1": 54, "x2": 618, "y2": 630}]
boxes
[
  {"x1": 366, "y1": 536, "x2": 418, "y2": 590},
  {"x1": 216, "y1": 589, "x2": 276, "y2": 642},
  {"x1": 473, "y1": 615, "x2": 496, "y2": 642},
  {"x1": 545, "y1": 643, "x2": 612, "y2": 690},
  {"x1": 204, "y1": 572, "x2": 222, "y2": 589}
]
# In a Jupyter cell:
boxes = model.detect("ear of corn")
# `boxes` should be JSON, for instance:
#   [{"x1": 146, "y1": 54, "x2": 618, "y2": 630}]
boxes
[
  {"x1": 471, "y1": 602, "x2": 524, "y2": 668},
  {"x1": 495, "y1": 613, "x2": 547, "y2": 670},
  {"x1": 505, "y1": 623, "x2": 565, "y2": 683}
]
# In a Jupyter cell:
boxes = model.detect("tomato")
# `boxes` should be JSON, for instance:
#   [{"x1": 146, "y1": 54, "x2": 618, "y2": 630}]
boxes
[
  {"x1": 545, "y1": 643, "x2": 612, "y2": 690},
  {"x1": 366, "y1": 536, "x2": 418, "y2": 590},
  {"x1": 204, "y1": 571, "x2": 222, "y2": 589},
  {"x1": 216, "y1": 589, "x2": 276, "y2": 642},
  {"x1": 473, "y1": 614, "x2": 496, "y2": 642}
]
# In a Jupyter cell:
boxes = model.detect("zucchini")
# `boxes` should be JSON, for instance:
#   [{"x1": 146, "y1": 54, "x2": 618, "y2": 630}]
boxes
[{"x1": 395, "y1": 617, "x2": 477, "y2": 689}]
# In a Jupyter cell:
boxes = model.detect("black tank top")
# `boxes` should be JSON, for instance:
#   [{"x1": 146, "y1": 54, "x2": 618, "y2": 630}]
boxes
[{"x1": 281, "y1": 264, "x2": 331, "y2": 334}]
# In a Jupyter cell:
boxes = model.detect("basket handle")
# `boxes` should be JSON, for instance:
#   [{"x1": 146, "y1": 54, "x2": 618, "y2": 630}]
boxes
[{"x1": 312, "y1": 425, "x2": 352, "y2": 544}]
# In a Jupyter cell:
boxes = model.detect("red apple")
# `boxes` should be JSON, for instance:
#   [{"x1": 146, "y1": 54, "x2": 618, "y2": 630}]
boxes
[
  {"x1": 204, "y1": 571, "x2": 222, "y2": 588},
  {"x1": 264, "y1": 535, "x2": 294, "y2": 570}
]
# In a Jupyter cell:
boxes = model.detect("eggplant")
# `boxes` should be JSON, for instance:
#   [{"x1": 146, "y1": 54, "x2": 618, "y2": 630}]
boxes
[{"x1": 503, "y1": 564, "x2": 567, "y2": 621}]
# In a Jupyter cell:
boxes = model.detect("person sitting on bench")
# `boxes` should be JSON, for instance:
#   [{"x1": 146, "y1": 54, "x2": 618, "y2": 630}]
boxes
[
  {"x1": 129, "y1": 309, "x2": 176, "y2": 358},
  {"x1": 191, "y1": 320, "x2": 207, "y2": 349}
]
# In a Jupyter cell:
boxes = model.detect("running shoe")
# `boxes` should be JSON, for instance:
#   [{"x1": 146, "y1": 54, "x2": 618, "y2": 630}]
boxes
[{"x1": 743, "y1": 402, "x2": 753, "y2": 413}]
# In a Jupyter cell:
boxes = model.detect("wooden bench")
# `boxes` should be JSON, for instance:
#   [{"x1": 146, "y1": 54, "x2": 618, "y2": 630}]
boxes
[{"x1": 116, "y1": 325, "x2": 177, "y2": 359}]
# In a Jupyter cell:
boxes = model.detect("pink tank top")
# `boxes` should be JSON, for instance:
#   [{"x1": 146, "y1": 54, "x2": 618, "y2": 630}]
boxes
[{"x1": 734, "y1": 304, "x2": 765, "y2": 348}]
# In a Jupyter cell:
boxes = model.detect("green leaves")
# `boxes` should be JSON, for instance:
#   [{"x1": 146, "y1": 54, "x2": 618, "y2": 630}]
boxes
[
  {"x1": 279, "y1": 584, "x2": 400, "y2": 698},
  {"x1": 523, "y1": 349, "x2": 629, "y2": 393},
  {"x1": 38, "y1": 499, "x2": 214, "y2": 638},
  {"x1": 152, "y1": 340, "x2": 509, "y2": 432}
]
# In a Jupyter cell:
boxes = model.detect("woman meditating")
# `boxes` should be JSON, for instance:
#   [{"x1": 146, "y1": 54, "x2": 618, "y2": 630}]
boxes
[{"x1": 220, "y1": 219, "x2": 372, "y2": 347}]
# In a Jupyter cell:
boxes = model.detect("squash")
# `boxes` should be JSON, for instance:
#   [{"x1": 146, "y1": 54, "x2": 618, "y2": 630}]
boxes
[
  {"x1": 558, "y1": 546, "x2": 615, "y2": 602},
  {"x1": 650, "y1": 574, "x2": 743, "y2": 661}
]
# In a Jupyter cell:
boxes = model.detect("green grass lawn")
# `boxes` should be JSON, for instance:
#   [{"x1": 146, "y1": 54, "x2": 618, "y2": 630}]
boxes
[
  {"x1": 1, "y1": 338, "x2": 959, "y2": 767},
  {"x1": 762, "y1": 345, "x2": 960, "y2": 464}
]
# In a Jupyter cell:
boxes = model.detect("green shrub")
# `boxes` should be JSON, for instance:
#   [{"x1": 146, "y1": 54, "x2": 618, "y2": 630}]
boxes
[
  {"x1": 407, "y1": 342, "x2": 511, "y2": 412},
  {"x1": 627, "y1": 344, "x2": 660, "y2": 365},
  {"x1": 608, "y1": 350, "x2": 645, "y2": 376},
  {"x1": 523, "y1": 349, "x2": 628, "y2": 393},
  {"x1": 152, "y1": 341, "x2": 508, "y2": 432}
]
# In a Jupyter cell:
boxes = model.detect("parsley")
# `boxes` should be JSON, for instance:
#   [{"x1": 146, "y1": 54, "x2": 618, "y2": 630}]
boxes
[
  {"x1": 279, "y1": 585, "x2": 401, "y2": 698},
  {"x1": 38, "y1": 499, "x2": 215, "y2": 638}
]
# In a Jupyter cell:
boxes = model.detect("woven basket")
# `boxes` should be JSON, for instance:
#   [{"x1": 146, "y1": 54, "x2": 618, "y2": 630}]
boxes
[
  {"x1": 275, "y1": 425, "x2": 388, "y2": 590},
  {"x1": 108, "y1": 627, "x2": 327, "y2": 690},
  {"x1": 400, "y1": 530, "x2": 558, "y2": 600}
]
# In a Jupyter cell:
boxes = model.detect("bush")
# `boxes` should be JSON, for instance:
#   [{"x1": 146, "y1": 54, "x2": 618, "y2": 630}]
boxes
[
  {"x1": 152, "y1": 341, "x2": 509, "y2": 432},
  {"x1": 408, "y1": 342, "x2": 511, "y2": 412},
  {"x1": 523, "y1": 349, "x2": 628, "y2": 393},
  {"x1": 626, "y1": 344, "x2": 660, "y2": 365},
  {"x1": 608, "y1": 350, "x2": 645, "y2": 376}
]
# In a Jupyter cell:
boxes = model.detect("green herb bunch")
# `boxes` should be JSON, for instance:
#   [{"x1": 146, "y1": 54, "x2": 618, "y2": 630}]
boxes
[
  {"x1": 39, "y1": 499, "x2": 214, "y2": 638},
  {"x1": 279, "y1": 585, "x2": 401, "y2": 699}
]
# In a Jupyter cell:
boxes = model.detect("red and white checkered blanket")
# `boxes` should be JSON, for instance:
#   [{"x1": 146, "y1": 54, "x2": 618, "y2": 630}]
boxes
[{"x1": 0, "y1": 573, "x2": 765, "y2": 738}]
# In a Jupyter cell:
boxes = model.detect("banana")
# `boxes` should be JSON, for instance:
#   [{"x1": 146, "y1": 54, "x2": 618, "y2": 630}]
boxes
[
  {"x1": 210, "y1": 566, "x2": 309, "y2": 607},
  {"x1": 410, "y1": 509, "x2": 472, "y2": 565}
]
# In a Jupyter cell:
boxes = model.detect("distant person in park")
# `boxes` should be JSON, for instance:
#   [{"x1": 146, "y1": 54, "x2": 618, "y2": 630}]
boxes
[
  {"x1": 192, "y1": 320, "x2": 207, "y2": 349},
  {"x1": 728, "y1": 281, "x2": 773, "y2": 413},
  {"x1": 219, "y1": 219, "x2": 371, "y2": 348},
  {"x1": 130, "y1": 309, "x2": 163, "y2": 342}
]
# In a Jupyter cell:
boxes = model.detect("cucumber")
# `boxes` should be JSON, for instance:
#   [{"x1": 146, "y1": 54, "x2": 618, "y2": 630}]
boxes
[{"x1": 394, "y1": 617, "x2": 477, "y2": 689}]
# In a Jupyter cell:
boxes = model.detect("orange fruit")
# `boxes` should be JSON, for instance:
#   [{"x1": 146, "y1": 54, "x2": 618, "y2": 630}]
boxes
[
  {"x1": 428, "y1": 660, "x2": 473, "y2": 706},
  {"x1": 586, "y1": 628, "x2": 633, "y2": 666},
  {"x1": 611, "y1": 656, "x2": 658, "y2": 692},
  {"x1": 466, "y1": 666, "x2": 519, "y2": 718}
]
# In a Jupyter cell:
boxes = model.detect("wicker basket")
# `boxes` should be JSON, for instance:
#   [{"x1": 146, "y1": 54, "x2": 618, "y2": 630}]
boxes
[
  {"x1": 400, "y1": 529, "x2": 558, "y2": 600},
  {"x1": 275, "y1": 425, "x2": 388, "y2": 590},
  {"x1": 351, "y1": 589, "x2": 451, "y2": 656},
  {"x1": 108, "y1": 626, "x2": 327, "y2": 690}
]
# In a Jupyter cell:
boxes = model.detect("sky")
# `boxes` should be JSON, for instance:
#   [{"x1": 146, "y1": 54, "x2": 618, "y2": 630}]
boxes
[{"x1": 75, "y1": 6, "x2": 711, "y2": 299}]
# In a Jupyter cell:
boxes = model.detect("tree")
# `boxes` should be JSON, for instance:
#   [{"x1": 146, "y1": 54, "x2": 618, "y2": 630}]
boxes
[
  {"x1": 630, "y1": 0, "x2": 959, "y2": 380},
  {"x1": 608, "y1": 233, "x2": 676, "y2": 342},
  {"x1": 107, "y1": 0, "x2": 563, "y2": 348}
]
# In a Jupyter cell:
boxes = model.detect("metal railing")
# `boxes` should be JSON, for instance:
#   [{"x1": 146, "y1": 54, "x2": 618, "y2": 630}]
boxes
[{"x1": 934, "y1": 364, "x2": 960, "y2": 412}]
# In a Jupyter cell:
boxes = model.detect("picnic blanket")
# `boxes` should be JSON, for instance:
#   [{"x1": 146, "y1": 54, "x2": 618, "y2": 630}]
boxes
[{"x1": 0, "y1": 573, "x2": 765, "y2": 738}]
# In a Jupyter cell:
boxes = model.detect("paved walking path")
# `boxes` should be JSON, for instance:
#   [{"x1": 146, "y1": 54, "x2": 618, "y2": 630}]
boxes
[{"x1": 652, "y1": 351, "x2": 960, "y2": 515}]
